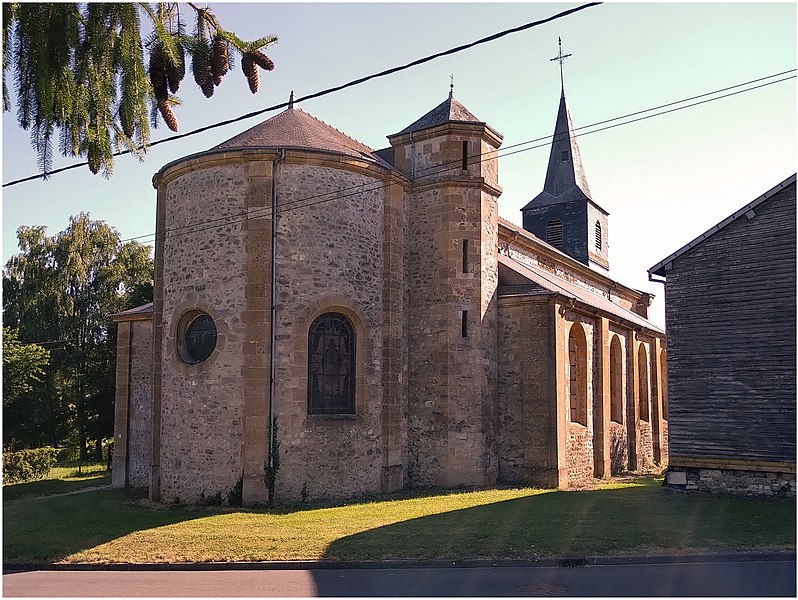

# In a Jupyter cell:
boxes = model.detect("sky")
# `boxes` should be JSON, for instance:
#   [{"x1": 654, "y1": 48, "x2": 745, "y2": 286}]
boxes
[{"x1": 2, "y1": 2, "x2": 796, "y2": 328}]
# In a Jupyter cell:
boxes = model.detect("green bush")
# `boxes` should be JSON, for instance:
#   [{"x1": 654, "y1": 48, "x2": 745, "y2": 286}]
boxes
[{"x1": 3, "y1": 447, "x2": 58, "y2": 484}]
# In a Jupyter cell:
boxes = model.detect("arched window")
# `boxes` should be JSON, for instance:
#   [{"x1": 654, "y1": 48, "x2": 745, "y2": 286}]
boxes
[
  {"x1": 610, "y1": 335, "x2": 623, "y2": 423},
  {"x1": 546, "y1": 218, "x2": 564, "y2": 248},
  {"x1": 568, "y1": 322, "x2": 588, "y2": 426},
  {"x1": 660, "y1": 349, "x2": 668, "y2": 420},
  {"x1": 638, "y1": 343, "x2": 649, "y2": 422},
  {"x1": 595, "y1": 221, "x2": 602, "y2": 251},
  {"x1": 308, "y1": 312, "x2": 355, "y2": 415}
]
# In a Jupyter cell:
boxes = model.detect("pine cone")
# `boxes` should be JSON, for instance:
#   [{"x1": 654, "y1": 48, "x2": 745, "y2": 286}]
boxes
[
  {"x1": 210, "y1": 34, "x2": 229, "y2": 86},
  {"x1": 158, "y1": 100, "x2": 179, "y2": 132},
  {"x1": 241, "y1": 54, "x2": 259, "y2": 94},
  {"x1": 192, "y1": 40, "x2": 214, "y2": 98},
  {"x1": 166, "y1": 44, "x2": 185, "y2": 93},
  {"x1": 251, "y1": 50, "x2": 274, "y2": 71}
]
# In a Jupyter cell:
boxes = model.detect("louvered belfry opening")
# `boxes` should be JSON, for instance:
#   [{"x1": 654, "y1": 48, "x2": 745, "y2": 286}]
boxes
[
  {"x1": 595, "y1": 220, "x2": 602, "y2": 251},
  {"x1": 308, "y1": 312, "x2": 356, "y2": 415},
  {"x1": 546, "y1": 218, "x2": 564, "y2": 248}
]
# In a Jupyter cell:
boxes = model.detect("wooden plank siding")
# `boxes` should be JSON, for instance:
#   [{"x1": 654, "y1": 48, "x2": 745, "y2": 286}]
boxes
[{"x1": 663, "y1": 182, "x2": 796, "y2": 465}]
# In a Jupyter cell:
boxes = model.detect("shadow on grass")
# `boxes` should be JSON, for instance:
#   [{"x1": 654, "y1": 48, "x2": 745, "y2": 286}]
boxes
[
  {"x1": 3, "y1": 487, "x2": 205, "y2": 567},
  {"x1": 322, "y1": 480, "x2": 796, "y2": 562},
  {"x1": 3, "y1": 474, "x2": 111, "y2": 502}
]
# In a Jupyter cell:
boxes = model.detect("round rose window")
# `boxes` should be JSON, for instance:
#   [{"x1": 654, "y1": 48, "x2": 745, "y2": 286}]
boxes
[{"x1": 178, "y1": 312, "x2": 217, "y2": 364}]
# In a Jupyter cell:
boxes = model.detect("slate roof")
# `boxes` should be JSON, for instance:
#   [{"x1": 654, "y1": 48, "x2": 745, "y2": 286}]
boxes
[
  {"x1": 649, "y1": 173, "x2": 797, "y2": 277},
  {"x1": 111, "y1": 302, "x2": 153, "y2": 321},
  {"x1": 390, "y1": 92, "x2": 487, "y2": 137},
  {"x1": 522, "y1": 91, "x2": 606, "y2": 213},
  {"x1": 498, "y1": 254, "x2": 663, "y2": 334},
  {"x1": 214, "y1": 107, "x2": 392, "y2": 168}
]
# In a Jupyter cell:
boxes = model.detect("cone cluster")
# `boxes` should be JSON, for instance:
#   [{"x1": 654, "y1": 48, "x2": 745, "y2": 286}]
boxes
[{"x1": 241, "y1": 50, "x2": 274, "y2": 94}]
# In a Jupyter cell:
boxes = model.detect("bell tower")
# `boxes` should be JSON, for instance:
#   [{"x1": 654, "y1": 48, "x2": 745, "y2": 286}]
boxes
[{"x1": 521, "y1": 39, "x2": 610, "y2": 272}]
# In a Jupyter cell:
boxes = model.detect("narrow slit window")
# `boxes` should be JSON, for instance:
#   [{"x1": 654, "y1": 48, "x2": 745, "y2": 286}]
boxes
[
  {"x1": 462, "y1": 239, "x2": 468, "y2": 273},
  {"x1": 462, "y1": 141, "x2": 469, "y2": 171},
  {"x1": 461, "y1": 310, "x2": 468, "y2": 338}
]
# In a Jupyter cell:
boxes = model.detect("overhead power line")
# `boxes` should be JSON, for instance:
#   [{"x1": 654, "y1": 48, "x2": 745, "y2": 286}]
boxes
[
  {"x1": 2, "y1": 1, "x2": 602, "y2": 188},
  {"x1": 116, "y1": 70, "x2": 795, "y2": 246}
]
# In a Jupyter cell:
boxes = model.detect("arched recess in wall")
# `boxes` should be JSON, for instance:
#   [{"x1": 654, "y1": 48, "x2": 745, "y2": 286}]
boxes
[
  {"x1": 638, "y1": 343, "x2": 650, "y2": 422},
  {"x1": 610, "y1": 335, "x2": 623, "y2": 423},
  {"x1": 660, "y1": 349, "x2": 667, "y2": 420},
  {"x1": 568, "y1": 322, "x2": 588, "y2": 426}
]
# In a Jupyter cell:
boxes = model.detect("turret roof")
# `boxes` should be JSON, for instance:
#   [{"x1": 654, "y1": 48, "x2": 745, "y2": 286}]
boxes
[{"x1": 391, "y1": 92, "x2": 486, "y2": 137}]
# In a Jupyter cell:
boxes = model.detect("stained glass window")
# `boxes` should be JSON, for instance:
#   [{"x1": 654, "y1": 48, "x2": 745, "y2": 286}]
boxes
[
  {"x1": 184, "y1": 313, "x2": 217, "y2": 363},
  {"x1": 308, "y1": 313, "x2": 355, "y2": 415}
]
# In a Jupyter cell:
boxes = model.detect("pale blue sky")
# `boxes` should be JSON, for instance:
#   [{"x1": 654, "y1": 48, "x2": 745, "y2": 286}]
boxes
[{"x1": 2, "y1": 3, "x2": 796, "y2": 326}]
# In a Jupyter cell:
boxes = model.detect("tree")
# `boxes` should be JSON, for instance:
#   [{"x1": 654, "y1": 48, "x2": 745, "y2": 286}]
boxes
[
  {"x1": 3, "y1": 214, "x2": 155, "y2": 455},
  {"x1": 2, "y1": 327, "x2": 49, "y2": 409},
  {"x1": 3, "y1": 3, "x2": 277, "y2": 177}
]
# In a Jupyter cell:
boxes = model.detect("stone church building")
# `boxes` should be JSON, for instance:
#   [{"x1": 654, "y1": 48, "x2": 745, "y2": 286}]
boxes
[{"x1": 111, "y1": 84, "x2": 668, "y2": 504}]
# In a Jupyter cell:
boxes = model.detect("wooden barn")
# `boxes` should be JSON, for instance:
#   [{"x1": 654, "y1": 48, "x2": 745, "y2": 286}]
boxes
[{"x1": 648, "y1": 173, "x2": 796, "y2": 495}]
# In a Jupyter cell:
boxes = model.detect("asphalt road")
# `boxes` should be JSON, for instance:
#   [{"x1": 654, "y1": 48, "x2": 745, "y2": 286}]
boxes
[{"x1": 4, "y1": 560, "x2": 796, "y2": 597}]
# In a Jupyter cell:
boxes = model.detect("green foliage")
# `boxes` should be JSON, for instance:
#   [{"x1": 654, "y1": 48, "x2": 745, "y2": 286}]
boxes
[
  {"x1": 199, "y1": 490, "x2": 224, "y2": 506},
  {"x1": 227, "y1": 475, "x2": 243, "y2": 507},
  {"x1": 2, "y1": 326, "x2": 49, "y2": 406},
  {"x1": 2, "y1": 213, "x2": 154, "y2": 453},
  {"x1": 3, "y1": 2, "x2": 278, "y2": 177},
  {"x1": 264, "y1": 417, "x2": 280, "y2": 506},
  {"x1": 3, "y1": 446, "x2": 58, "y2": 483}
]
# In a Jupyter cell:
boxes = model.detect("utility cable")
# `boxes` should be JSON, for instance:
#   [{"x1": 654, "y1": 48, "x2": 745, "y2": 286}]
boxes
[
  {"x1": 2, "y1": 2, "x2": 602, "y2": 188},
  {"x1": 118, "y1": 71, "x2": 796, "y2": 246}
]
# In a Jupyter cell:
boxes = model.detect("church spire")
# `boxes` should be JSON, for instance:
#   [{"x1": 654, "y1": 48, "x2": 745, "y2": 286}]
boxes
[{"x1": 542, "y1": 91, "x2": 592, "y2": 200}]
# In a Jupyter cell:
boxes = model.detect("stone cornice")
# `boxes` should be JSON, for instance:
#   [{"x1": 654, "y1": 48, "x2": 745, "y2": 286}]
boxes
[
  {"x1": 153, "y1": 147, "x2": 408, "y2": 190},
  {"x1": 388, "y1": 121, "x2": 503, "y2": 149},
  {"x1": 412, "y1": 176, "x2": 502, "y2": 197}
]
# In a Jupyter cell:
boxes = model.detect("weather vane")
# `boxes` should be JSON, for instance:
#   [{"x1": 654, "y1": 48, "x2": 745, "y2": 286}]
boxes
[{"x1": 550, "y1": 37, "x2": 572, "y2": 90}]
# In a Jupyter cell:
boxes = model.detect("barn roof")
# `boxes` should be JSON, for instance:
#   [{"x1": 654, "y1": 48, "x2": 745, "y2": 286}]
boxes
[{"x1": 648, "y1": 173, "x2": 797, "y2": 278}]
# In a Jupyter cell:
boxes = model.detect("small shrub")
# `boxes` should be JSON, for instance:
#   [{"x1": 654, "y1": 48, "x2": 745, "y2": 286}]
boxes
[
  {"x1": 3, "y1": 447, "x2": 58, "y2": 483},
  {"x1": 199, "y1": 490, "x2": 223, "y2": 506},
  {"x1": 228, "y1": 476, "x2": 243, "y2": 507}
]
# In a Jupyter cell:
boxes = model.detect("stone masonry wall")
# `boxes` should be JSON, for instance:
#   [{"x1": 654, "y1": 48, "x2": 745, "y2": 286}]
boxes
[
  {"x1": 273, "y1": 161, "x2": 388, "y2": 502},
  {"x1": 127, "y1": 319, "x2": 153, "y2": 488},
  {"x1": 159, "y1": 163, "x2": 248, "y2": 503},
  {"x1": 670, "y1": 467, "x2": 796, "y2": 497},
  {"x1": 403, "y1": 126, "x2": 500, "y2": 489},
  {"x1": 497, "y1": 297, "x2": 558, "y2": 487},
  {"x1": 609, "y1": 421, "x2": 627, "y2": 475},
  {"x1": 561, "y1": 311, "x2": 596, "y2": 487}
]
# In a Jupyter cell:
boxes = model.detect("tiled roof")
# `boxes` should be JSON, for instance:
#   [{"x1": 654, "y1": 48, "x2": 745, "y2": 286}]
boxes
[
  {"x1": 498, "y1": 255, "x2": 664, "y2": 334},
  {"x1": 391, "y1": 93, "x2": 484, "y2": 136},
  {"x1": 214, "y1": 107, "x2": 388, "y2": 166},
  {"x1": 649, "y1": 173, "x2": 797, "y2": 277}
]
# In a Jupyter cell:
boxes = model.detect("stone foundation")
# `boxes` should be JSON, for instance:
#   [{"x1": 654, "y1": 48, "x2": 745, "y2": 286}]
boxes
[{"x1": 666, "y1": 466, "x2": 796, "y2": 497}]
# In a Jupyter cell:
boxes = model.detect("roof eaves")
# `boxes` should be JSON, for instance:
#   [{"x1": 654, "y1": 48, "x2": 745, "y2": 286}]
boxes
[{"x1": 648, "y1": 173, "x2": 797, "y2": 277}]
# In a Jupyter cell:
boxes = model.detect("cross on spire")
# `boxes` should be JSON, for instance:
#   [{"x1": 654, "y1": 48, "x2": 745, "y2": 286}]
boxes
[
  {"x1": 549, "y1": 37, "x2": 572, "y2": 91},
  {"x1": 449, "y1": 74, "x2": 454, "y2": 98}
]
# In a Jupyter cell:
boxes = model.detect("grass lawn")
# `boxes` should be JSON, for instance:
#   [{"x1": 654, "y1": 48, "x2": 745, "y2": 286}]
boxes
[
  {"x1": 3, "y1": 462, "x2": 110, "y2": 502},
  {"x1": 3, "y1": 476, "x2": 794, "y2": 565}
]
